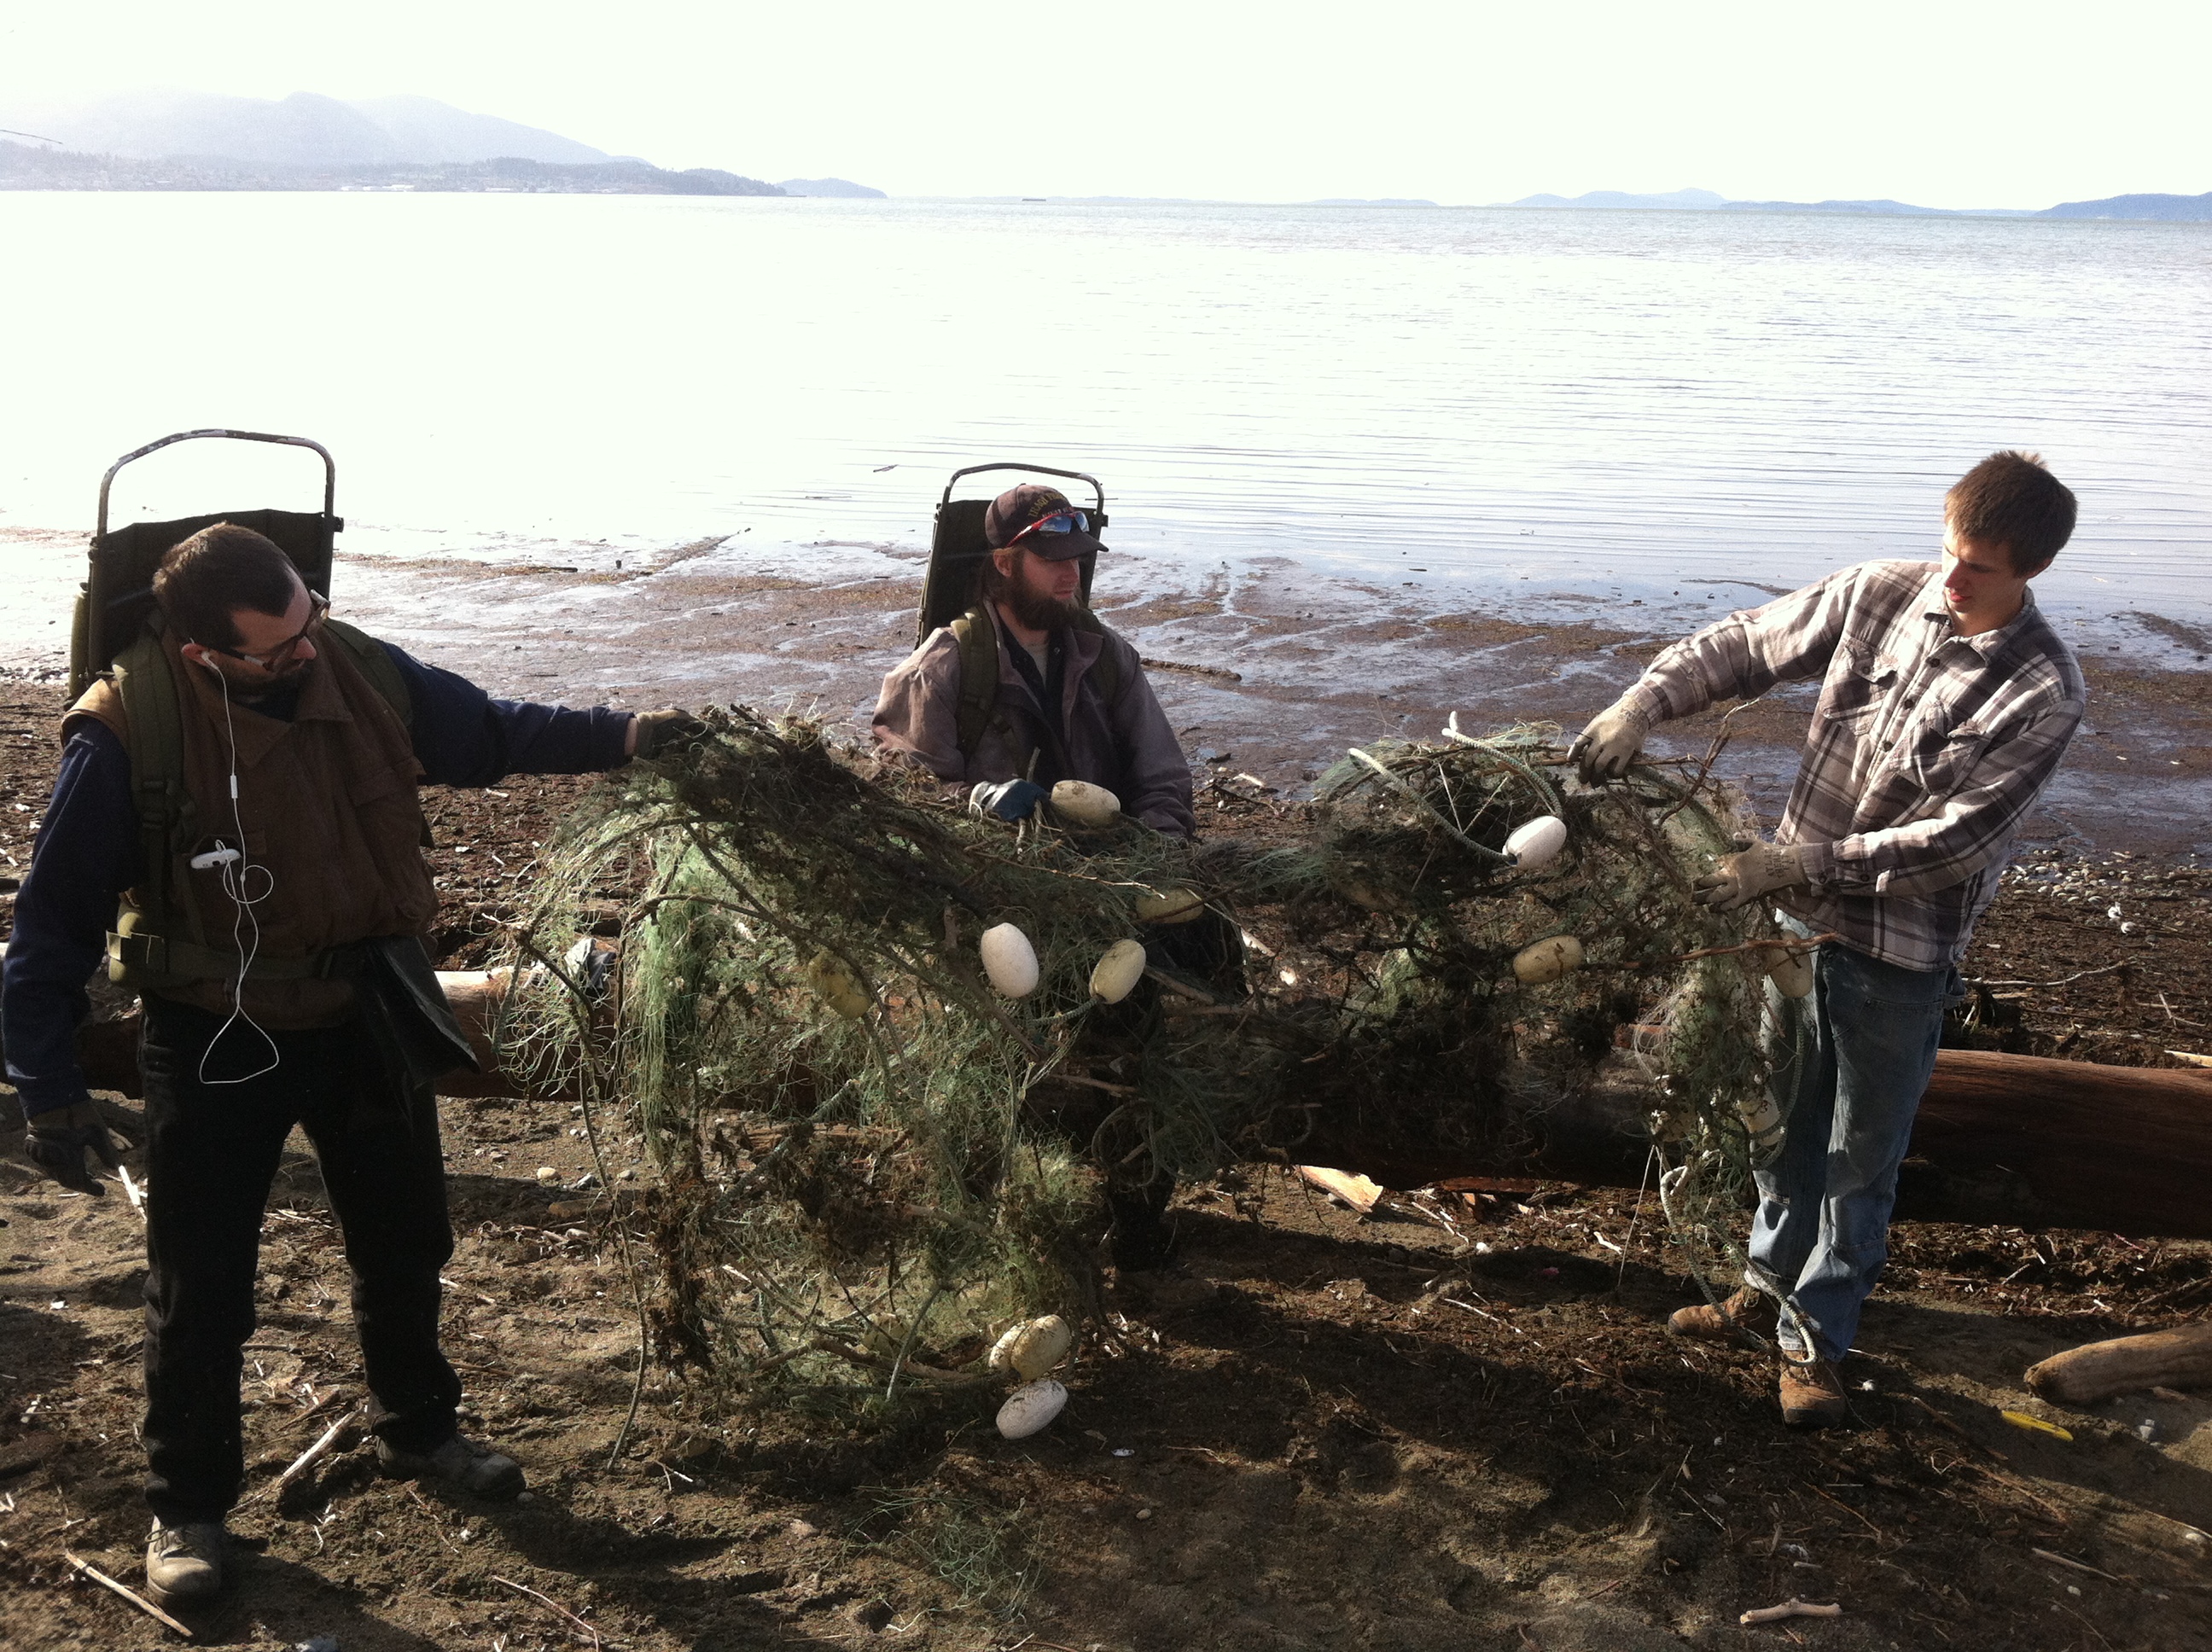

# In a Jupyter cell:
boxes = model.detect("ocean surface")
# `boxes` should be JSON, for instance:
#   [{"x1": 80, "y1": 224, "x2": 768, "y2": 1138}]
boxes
[{"x1": 1, "y1": 191, "x2": 2208, "y2": 660}]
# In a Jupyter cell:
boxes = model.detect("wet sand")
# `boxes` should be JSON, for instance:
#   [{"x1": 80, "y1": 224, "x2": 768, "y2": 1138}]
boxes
[{"x1": 311, "y1": 541, "x2": 2212, "y2": 859}]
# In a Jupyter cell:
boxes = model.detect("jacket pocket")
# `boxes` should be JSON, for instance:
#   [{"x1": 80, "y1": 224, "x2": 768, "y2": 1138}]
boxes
[{"x1": 1910, "y1": 724, "x2": 1990, "y2": 797}]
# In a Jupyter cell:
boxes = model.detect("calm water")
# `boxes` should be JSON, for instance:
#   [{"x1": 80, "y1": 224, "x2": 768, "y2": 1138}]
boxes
[{"x1": 2, "y1": 192, "x2": 2208, "y2": 651}]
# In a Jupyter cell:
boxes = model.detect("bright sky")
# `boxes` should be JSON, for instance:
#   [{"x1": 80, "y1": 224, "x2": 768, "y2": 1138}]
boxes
[{"x1": 1, "y1": 0, "x2": 2205, "y2": 207}]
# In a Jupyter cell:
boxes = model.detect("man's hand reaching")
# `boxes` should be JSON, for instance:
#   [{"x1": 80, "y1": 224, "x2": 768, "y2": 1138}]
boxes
[
  {"x1": 1569, "y1": 702, "x2": 1650, "y2": 784},
  {"x1": 629, "y1": 708, "x2": 708, "y2": 760},
  {"x1": 23, "y1": 1100, "x2": 123, "y2": 1196},
  {"x1": 1694, "y1": 842, "x2": 1812, "y2": 912}
]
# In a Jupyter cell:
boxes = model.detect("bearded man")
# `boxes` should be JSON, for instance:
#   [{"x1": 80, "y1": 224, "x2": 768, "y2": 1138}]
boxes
[{"x1": 872, "y1": 483, "x2": 1195, "y2": 836}]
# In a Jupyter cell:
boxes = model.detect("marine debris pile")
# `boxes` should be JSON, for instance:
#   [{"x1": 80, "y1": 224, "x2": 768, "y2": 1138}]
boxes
[{"x1": 493, "y1": 707, "x2": 1800, "y2": 1416}]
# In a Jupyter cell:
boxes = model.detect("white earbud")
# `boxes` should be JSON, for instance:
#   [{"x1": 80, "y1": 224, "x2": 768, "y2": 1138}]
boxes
[{"x1": 189, "y1": 846, "x2": 242, "y2": 870}]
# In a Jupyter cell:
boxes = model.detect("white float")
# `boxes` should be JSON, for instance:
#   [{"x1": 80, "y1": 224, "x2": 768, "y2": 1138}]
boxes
[
  {"x1": 1090, "y1": 939, "x2": 1148, "y2": 1004},
  {"x1": 996, "y1": 1378, "x2": 1069, "y2": 1440},
  {"x1": 1511, "y1": 934, "x2": 1586, "y2": 984},
  {"x1": 1051, "y1": 780, "x2": 1122, "y2": 828},
  {"x1": 980, "y1": 923, "x2": 1041, "y2": 998},
  {"x1": 1503, "y1": 815, "x2": 1569, "y2": 870}
]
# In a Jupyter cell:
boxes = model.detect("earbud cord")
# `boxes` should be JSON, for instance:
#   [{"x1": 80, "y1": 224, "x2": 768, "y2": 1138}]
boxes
[{"x1": 198, "y1": 662, "x2": 281, "y2": 1085}]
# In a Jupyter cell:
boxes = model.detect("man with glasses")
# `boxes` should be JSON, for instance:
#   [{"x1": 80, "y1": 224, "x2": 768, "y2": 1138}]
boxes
[
  {"x1": 873, "y1": 483, "x2": 1195, "y2": 837},
  {"x1": 2, "y1": 521, "x2": 699, "y2": 1608}
]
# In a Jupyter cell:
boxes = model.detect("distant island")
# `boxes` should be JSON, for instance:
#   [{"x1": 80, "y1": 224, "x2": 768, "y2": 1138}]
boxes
[
  {"x1": 778, "y1": 177, "x2": 886, "y2": 199},
  {"x1": 0, "y1": 90, "x2": 875, "y2": 199},
  {"x1": 1502, "y1": 185, "x2": 2212, "y2": 221}
]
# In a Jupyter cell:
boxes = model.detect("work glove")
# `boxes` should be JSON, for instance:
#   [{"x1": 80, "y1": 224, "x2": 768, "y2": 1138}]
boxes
[
  {"x1": 1568, "y1": 701, "x2": 1651, "y2": 784},
  {"x1": 630, "y1": 708, "x2": 708, "y2": 760},
  {"x1": 23, "y1": 1100, "x2": 124, "y2": 1196},
  {"x1": 1694, "y1": 842, "x2": 1812, "y2": 912},
  {"x1": 967, "y1": 778, "x2": 1047, "y2": 823}
]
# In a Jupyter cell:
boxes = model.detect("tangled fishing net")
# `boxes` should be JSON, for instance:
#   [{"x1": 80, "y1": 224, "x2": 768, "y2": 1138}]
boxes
[{"x1": 492, "y1": 707, "x2": 1805, "y2": 1416}]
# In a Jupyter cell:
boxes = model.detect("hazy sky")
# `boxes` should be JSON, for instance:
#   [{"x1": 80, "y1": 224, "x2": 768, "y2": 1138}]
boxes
[{"x1": 2, "y1": 0, "x2": 2205, "y2": 206}]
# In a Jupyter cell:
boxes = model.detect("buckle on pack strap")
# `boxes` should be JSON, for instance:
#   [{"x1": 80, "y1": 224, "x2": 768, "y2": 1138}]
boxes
[{"x1": 106, "y1": 929, "x2": 330, "y2": 984}]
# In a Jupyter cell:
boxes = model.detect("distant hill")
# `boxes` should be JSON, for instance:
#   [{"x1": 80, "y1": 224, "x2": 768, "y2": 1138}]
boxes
[
  {"x1": 1307, "y1": 197, "x2": 1439, "y2": 206},
  {"x1": 2039, "y1": 190, "x2": 2212, "y2": 221},
  {"x1": 777, "y1": 177, "x2": 885, "y2": 198},
  {"x1": 1506, "y1": 188, "x2": 1726, "y2": 210},
  {"x1": 0, "y1": 139, "x2": 783, "y2": 197},
  {"x1": 0, "y1": 90, "x2": 610, "y2": 168}
]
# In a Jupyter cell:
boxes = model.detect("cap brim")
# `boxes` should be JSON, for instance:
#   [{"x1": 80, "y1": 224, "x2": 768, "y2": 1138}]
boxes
[{"x1": 1025, "y1": 527, "x2": 1104, "y2": 561}]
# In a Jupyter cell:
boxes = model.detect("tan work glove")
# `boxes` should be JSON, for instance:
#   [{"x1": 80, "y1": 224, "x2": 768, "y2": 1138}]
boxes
[
  {"x1": 1694, "y1": 842, "x2": 1812, "y2": 912},
  {"x1": 1569, "y1": 701, "x2": 1651, "y2": 784}
]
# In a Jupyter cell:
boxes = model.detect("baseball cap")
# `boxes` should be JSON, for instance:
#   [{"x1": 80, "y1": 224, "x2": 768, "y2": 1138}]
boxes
[{"x1": 982, "y1": 484, "x2": 1106, "y2": 562}]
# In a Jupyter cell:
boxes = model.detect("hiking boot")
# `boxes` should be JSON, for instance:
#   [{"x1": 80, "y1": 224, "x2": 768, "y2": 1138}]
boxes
[
  {"x1": 145, "y1": 1521, "x2": 226, "y2": 1606},
  {"x1": 375, "y1": 1434, "x2": 526, "y2": 1499},
  {"x1": 1778, "y1": 1357, "x2": 1849, "y2": 1428},
  {"x1": 1666, "y1": 1287, "x2": 1776, "y2": 1343}
]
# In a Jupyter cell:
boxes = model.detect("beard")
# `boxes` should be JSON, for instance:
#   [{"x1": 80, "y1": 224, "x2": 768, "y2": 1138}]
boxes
[{"x1": 1004, "y1": 579, "x2": 1080, "y2": 633}]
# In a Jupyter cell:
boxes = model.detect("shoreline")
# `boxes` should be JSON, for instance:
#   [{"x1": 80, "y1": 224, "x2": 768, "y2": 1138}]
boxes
[{"x1": 4, "y1": 539, "x2": 2206, "y2": 856}]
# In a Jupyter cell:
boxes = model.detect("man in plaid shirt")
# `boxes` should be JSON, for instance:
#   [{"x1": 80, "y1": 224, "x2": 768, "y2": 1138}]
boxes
[{"x1": 1570, "y1": 452, "x2": 2086, "y2": 1428}]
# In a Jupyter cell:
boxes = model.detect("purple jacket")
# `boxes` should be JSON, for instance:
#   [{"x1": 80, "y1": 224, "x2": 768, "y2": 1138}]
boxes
[{"x1": 871, "y1": 613, "x2": 1196, "y2": 837}]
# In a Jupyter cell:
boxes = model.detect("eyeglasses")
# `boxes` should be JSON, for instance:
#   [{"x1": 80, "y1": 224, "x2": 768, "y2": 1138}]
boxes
[
  {"x1": 208, "y1": 592, "x2": 330, "y2": 670},
  {"x1": 1005, "y1": 509, "x2": 1090, "y2": 548}
]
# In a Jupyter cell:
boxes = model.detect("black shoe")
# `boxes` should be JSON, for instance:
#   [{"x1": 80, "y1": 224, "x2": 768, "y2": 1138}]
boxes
[
  {"x1": 375, "y1": 1434, "x2": 526, "y2": 1498},
  {"x1": 145, "y1": 1521, "x2": 226, "y2": 1606}
]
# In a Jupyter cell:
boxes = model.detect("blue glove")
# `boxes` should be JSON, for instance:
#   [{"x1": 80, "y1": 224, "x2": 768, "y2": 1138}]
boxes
[
  {"x1": 968, "y1": 779, "x2": 1048, "y2": 822},
  {"x1": 24, "y1": 1100, "x2": 124, "y2": 1196}
]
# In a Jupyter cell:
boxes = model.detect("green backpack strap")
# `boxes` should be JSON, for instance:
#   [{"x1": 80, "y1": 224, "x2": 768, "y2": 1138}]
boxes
[
  {"x1": 108, "y1": 631, "x2": 200, "y2": 960},
  {"x1": 947, "y1": 605, "x2": 1001, "y2": 762},
  {"x1": 320, "y1": 616, "x2": 413, "y2": 729},
  {"x1": 946, "y1": 603, "x2": 1124, "y2": 763}
]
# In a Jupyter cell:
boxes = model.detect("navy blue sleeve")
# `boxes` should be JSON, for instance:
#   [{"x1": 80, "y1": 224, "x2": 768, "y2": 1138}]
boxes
[
  {"x1": 3, "y1": 723, "x2": 141, "y2": 1118},
  {"x1": 383, "y1": 643, "x2": 635, "y2": 786}
]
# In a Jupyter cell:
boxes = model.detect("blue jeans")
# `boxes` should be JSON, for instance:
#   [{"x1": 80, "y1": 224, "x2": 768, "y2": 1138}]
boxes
[{"x1": 1748, "y1": 937, "x2": 1960, "y2": 1364}]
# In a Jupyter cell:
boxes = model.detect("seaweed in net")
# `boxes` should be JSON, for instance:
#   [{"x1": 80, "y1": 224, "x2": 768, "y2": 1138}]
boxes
[{"x1": 492, "y1": 707, "x2": 1805, "y2": 1418}]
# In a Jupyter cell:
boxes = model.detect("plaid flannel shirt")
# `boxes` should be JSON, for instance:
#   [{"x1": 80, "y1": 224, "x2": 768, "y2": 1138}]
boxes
[{"x1": 1620, "y1": 560, "x2": 2087, "y2": 971}]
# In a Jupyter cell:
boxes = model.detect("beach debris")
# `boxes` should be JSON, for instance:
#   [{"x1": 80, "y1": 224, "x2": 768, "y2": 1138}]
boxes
[
  {"x1": 296, "y1": 1639, "x2": 341, "y2": 1652},
  {"x1": 997, "y1": 1379, "x2": 1069, "y2": 1440},
  {"x1": 119, "y1": 1164, "x2": 148, "y2": 1222},
  {"x1": 534, "y1": 1166, "x2": 560, "y2": 1184},
  {"x1": 62, "y1": 1552, "x2": 193, "y2": 1638},
  {"x1": 1738, "y1": 1597, "x2": 1842, "y2": 1626},
  {"x1": 2001, "y1": 1410, "x2": 2075, "y2": 1441},
  {"x1": 262, "y1": 1405, "x2": 362, "y2": 1500},
  {"x1": 2168, "y1": 1050, "x2": 2212, "y2": 1068},
  {"x1": 2025, "y1": 1321, "x2": 2212, "y2": 1405},
  {"x1": 1051, "y1": 780, "x2": 1121, "y2": 828},
  {"x1": 1503, "y1": 815, "x2": 1568, "y2": 870},
  {"x1": 802, "y1": 949, "x2": 871, "y2": 1019},
  {"x1": 491, "y1": 1574, "x2": 603, "y2": 1649},
  {"x1": 1089, "y1": 939, "x2": 1148, "y2": 1003},
  {"x1": 989, "y1": 1315, "x2": 1074, "y2": 1380},
  {"x1": 1133, "y1": 885, "x2": 1205, "y2": 923},
  {"x1": 1295, "y1": 1164, "x2": 1387, "y2": 1215},
  {"x1": 979, "y1": 923, "x2": 1040, "y2": 998},
  {"x1": 1511, "y1": 934, "x2": 1586, "y2": 984}
]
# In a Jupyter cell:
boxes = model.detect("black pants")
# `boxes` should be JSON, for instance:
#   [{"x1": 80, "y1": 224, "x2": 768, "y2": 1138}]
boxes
[{"x1": 139, "y1": 997, "x2": 462, "y2": 1524}]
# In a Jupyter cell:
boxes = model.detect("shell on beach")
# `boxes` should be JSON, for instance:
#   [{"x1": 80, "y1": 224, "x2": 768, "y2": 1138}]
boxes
[
  {"x1": 1051, "y1": 780, "x2": 1122, "y2": 828},
  {"x1": 996, "y1": 1378, "x2": 1068, "y2": 1440},
  {"x1": 988, "y1": 1314, "x2": 1074, "y2": 1380},
  {"x1": 1090, "y1": 939, "x2": 1149, "y2": 1004},
  {"x1": 980, "y1": 922, "x2": 1041, "y2": 998},
  {"x1": 1511, "y1": 934, "x2": 1586, "y2": 985},
  {"x1": 1504, "y1": 815, "x2": 1569, "y2": 870}
]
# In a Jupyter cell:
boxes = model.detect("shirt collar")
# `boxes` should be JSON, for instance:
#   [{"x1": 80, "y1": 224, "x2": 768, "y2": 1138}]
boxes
[{"x1": 1918, "y1": 567, "x2": 2040, "y2": 659}]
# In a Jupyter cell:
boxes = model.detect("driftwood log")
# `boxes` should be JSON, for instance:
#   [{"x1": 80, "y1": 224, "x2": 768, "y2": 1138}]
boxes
[
  {"x1": 2025, "y1": 1323, "x2": 2212, "y2": 1405},
  {"x1": 42, "y1": 973, "x2": 2212, "y2": 1240}
]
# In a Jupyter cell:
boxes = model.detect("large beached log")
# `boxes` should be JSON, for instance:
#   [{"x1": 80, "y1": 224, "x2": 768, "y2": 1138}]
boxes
[
  {"x1": 38, "y1": 977, "x2": 2212, "y2": 1239},
  {"x1": 2025, "y1": 1323, "x2": 2212, "y2": 1405}
]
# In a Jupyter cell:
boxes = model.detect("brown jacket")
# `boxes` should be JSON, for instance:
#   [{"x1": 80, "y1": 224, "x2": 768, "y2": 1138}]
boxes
[
  {"x1": 67, "y1": 631, "x2": 436, "y2": 1026},
  {"x1": 871, "y1": 611, "x2": 1196, "y2": 837}
]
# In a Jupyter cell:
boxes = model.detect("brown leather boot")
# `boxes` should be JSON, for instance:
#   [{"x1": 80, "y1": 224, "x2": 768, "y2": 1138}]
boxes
[
  {"x1": 1666, "y1": 1287, "x2": 1776, "y2": 1343},
  {"x1": 1778, "y1": 1357, "x2": 1849, "y2": 1428}
]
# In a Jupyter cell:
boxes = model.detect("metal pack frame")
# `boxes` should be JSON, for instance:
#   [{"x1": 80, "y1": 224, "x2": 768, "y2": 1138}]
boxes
[
  {"x1": 914, "y1": 461, "x2": 1108, "y2": 649},
  {"x1": 70, "y1": 429, "x2": 341, "y2": 698}
]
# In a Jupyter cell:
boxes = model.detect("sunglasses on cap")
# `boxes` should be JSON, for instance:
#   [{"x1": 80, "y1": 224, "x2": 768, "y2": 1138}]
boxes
[{"x1": 1005, "y1": 509, "x2": 1091, "y2": 548}]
